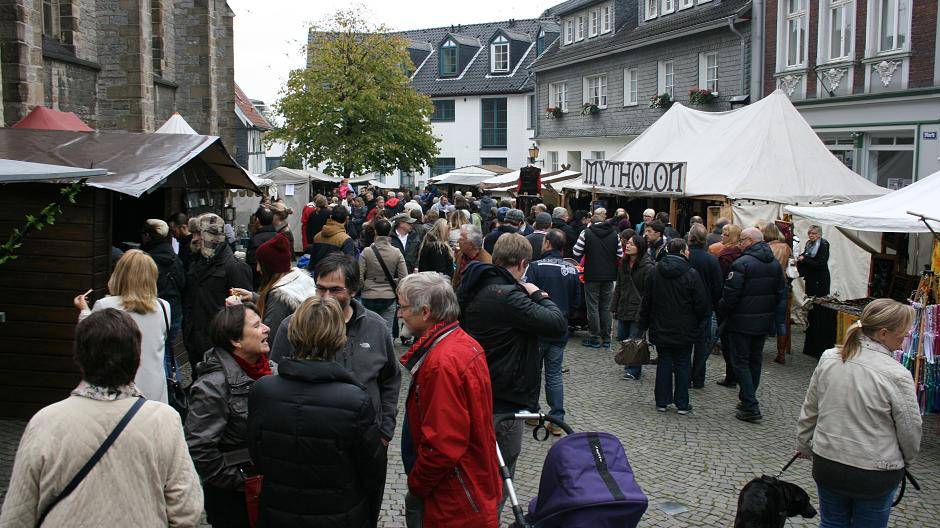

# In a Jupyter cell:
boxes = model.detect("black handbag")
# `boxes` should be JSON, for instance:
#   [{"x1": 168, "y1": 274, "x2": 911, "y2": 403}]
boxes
[
  {"x1": 615, "y1": 338, "x2": 651, "y2": 366},
  {"x1": 159, "y1": 302, "x2": 189, "y2": 418}
]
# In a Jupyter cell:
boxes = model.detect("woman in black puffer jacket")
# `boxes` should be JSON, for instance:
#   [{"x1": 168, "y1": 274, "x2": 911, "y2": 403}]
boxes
[{"x1": 247, "y1": 296, "x2": 384, "y2": 528}]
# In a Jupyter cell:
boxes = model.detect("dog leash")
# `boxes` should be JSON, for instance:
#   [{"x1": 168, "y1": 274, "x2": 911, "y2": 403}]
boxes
[
  {"x1": 777, "y1": 453, "x2": 920, "y2": 508},
  {"x1": 775, "y1": 453, "x2": 800, "y2": 478}
]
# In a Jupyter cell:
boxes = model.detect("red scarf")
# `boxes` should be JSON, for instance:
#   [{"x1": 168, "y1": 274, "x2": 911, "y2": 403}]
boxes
[
  {"x1": 232, "y1": 352, "x2": 273, "y2": 380},
  {"x1": 400, "y1": 320, "x2": 458, "y2": 367}
]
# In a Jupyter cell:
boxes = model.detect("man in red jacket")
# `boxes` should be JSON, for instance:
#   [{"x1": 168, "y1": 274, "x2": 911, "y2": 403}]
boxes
[{"x1": 398, "y1": 272, "x2": 500, "y2": 528}]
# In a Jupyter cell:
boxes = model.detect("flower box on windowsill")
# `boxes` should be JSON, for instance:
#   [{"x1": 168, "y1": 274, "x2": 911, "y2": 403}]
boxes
[
  {"x1": 688, "y1": 88, "x2": 719, "y2": 105},
  {"x1": 545, "y1": 107, "x2": 564, "y2": 119},
  {"x1": 581, "y1": 102, "x2": 601, "y2": 115},
  {"x1": 649, "y1": 93, "x2": 673, "y2": 109}
]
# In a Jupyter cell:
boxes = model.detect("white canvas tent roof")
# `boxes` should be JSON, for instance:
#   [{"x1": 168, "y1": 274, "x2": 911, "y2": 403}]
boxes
[
  {"x1": 431, "y1": 165, "x2": 513, "y2": 186},
  {"x1": 786, "y1": 170, "x2": 940, "y2": 232},
  {"x1": 155, "y1": 113, "x2": 198, "y2": 135},
  {"x1": 0, "y1": 159, "x2": 108, "y2": 182},
  {"x1": 604, "y1": 90, "x2": 886, "y2": 204}
]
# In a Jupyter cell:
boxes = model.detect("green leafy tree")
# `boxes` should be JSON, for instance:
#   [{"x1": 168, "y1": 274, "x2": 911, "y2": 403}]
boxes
[{"x1": 270, "y1": 9, "x2": 438, "y2": 177}]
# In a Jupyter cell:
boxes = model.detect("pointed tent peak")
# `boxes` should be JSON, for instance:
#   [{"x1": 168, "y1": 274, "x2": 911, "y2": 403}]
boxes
[
  {"x1": 155, "y1": 112, "x2": 199, "y2": 134},
  {"x1": 11, "y1": 106, "x2": 94, "y2": 132}
]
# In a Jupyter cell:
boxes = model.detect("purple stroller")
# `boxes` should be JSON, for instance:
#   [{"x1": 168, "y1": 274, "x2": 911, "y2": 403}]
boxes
[{"x1": 497, "y1": 413, "x2": 648, "y2": 528}]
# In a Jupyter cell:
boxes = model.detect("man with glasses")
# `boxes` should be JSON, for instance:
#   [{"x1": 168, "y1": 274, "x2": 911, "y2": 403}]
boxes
[
  {"x1": 719, "y1": 227, "x2": 787, "y2": 424},
  {"x1": 268, "y1": 254, "x2": 402, "y2": 502}
]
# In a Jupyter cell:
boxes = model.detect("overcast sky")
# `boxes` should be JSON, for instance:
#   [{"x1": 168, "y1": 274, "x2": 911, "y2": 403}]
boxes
[{"x1": 229, "y1": 0, "x2": 549, "y2": 109}]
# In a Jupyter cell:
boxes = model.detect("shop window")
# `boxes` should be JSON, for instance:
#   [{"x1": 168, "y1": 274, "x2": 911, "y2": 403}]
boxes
[{"x1": 867, "y1": 133, "x2": 914, "y2": 189}]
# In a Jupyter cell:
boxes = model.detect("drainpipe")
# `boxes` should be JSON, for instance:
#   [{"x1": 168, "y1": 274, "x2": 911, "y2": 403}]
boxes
[
  {"x1": 750, "y1": 0, "x2": 765, "y2": 98},
  {"x1": 728, "y1": 16, "x2": 747, "y2": 95}
]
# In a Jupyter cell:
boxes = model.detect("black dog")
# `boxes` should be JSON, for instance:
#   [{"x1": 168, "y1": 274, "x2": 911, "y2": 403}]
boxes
[{"x1": 734, "y1": 475, "x2": 817, "y2": 528}]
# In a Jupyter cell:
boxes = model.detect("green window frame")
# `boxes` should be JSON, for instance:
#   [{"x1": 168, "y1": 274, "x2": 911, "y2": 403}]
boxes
[
  {"x1": 431, "y1": 100, "x2": 455, "y2": 122},
  {"x1": 481, "y1": 97, "x2": 507, "y2": 149},
  {"x1": 440, "y1": 40, "x2": 458, "y2": 76}
]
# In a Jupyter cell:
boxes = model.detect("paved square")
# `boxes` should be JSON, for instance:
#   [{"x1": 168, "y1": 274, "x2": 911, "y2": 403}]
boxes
[{"x1": 1, "y1": 328, "x2": 937, "y2": 527}]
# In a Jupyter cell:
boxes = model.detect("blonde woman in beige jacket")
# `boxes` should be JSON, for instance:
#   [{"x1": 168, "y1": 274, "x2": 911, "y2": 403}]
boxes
[
  {"x1": 0, "y1": 309, "x2": 202, "y2": 527},
  {"x1": 796, "y1": 298, "x2": 922, "y2": 528}
]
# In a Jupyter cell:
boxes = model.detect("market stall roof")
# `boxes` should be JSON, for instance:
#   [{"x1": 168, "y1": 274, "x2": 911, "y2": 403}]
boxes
[
  {"x1": 0, "y1": 128, "x2": 258, "y2": 197},
  {"x1": 155, "y1": 112, "x2": 199, "y2": 134},
  {"x1": 0, "y1": 159, "x2": 108, "y2": 182},
  {"x1": 369, "y1": 179, "x2": 397, "y2": 190},
  {"x1": 248, "y1": 174, "x2": 273, "y2": 188},
  {"x1": 11, "y1": 106, "x2": 94, "y2": 132},
  {"x1": 431, "y1": 164, "x2": 513, "y2": 186},
  {"x1": 603, "y1": 90, "x2": 886, "y2": 204},
  {"x1": 485, "y1": 169, "x2": 582, "y2": 193},
  {"x1": 786, "y1": 170, "x2": 940, "y2": 232}
]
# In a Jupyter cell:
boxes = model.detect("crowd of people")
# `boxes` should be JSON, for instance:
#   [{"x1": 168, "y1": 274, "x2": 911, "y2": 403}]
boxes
[{"x1": 0, "y1": 181, "x2": 923, "y2": 528}]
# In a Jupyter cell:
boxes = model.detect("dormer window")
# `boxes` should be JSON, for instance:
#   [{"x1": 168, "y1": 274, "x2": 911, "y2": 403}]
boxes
[
  {"x1": 576, "y1": 15, "x2": 585, "y2": 40},
  {"x1": 646, "y1": 0, "x2": 658, "y2": 19},
  {"x1": 491, "y1": 35, "x2": 509, "y2": 73},
  {"x1": 565, "y1": 20, "x2": 574, "y2": 44},
  {"x1": 537, "y1": 29, "x2": 546, "y2": 55},
  {"x1": 440, "y1": 39, "x2": 458, "y2": 76},
  {"x1": 602, "y1": 5, "x2": 613, "y2": 32}
]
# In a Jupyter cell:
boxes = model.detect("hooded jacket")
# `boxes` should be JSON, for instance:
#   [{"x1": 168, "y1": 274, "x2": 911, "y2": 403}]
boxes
[
  {"x1": 611, "y1": 253, "x2": 655, "y2": 322},
  {"x1": 185, "y1": 348, "x2": 276, "y2": 491},
  {"x1": 142, "y1": 238, "x2": 186, "y2": 324},
  {"x1": 400, "y1": 324, "x2": 500, "y2": 528},
  {"x1": 183, "y1": 244, "x2": 253, "y2": 361},
  {"x1": 639, "y1": 254, "x2": 710, "y2": 347},
  {"x1": 478, "y1": 195, "x2": 496, "y2": 221},
  {"x1": 719, "y1": 241, "x2": 788, "y2": 336},
  {"x1": 248, "y1": 359, "x2": 385, "y2": 528},
  {"x1": 457, "y1": 262, "x2": 566, "y2": 410},
  {"x1": 574, "y1": 222, "x2": 621, "y2": 282},
  {"x1": 258, "y1": 268, "x2": 316, "y2": 334},
  {"x1": 314, "y1": 219, "x2": 352, "y2": 248}
]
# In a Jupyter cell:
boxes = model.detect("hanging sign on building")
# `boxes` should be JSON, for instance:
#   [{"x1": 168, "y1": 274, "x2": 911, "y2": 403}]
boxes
[{"x1": 582, "y1": 160, "x2": 686, "y2": 196}]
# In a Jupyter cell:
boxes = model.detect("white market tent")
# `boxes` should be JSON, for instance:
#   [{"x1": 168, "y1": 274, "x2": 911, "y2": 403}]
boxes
[
  {"x1": 431, "y1": 165, "x2": 513, "y2": 187},
  {"x1": 582, "y1": 90, "x2": 888, "y2": 300},
  {"x1": 155, "y1": 113, "x2": 199, "y2": 135},
  {"x1": 786, "y1": 170, "x2": 940, "y2": 233}
]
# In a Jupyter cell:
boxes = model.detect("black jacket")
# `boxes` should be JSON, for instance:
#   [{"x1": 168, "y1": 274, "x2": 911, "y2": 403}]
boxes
[
  {"x1": 551, "y1": 217, "x2": 578, "y2": 258},
  {"x1": 640, "y1": 254, "x2": 710, "y2": 347},
  {"x1": 305, "y1": 208, "x2": 330, "y2": 245},
  {"x1": 390, "y1": 230, "x2": 420, "y2": 272},
  {"x1": 483, "y1": 224, "x2": 518, "y2": 255},
  {"x1": 142, "y1": 238, "x2": 186, "y2": 324},
  {"x1": 248, "y1": 359, "x2": 384, "y2": 528},
  {"x1": 417, "y1": 242, "x2": 454, "y2": 277},
  {"x1": 612, "y1": 253, "x2": 654, "y2": 322},
  {"x1": 797, "y1": 238, "x2": 831, "y2": 297},
  {"x1": 183, "y1": 245, "x2": 253, "y2": 361},
  {"x1": 524, "y1": 250, "x2": 582, "y2": 322},
  {"x1": 457, "y1": 262, "x2": 566, "y2": 410},
  {"x1": 688, "y1": 243, "x2": 723, "y2": 312},
  {"x1": 526, "y1": 231, "x2": 546, "y2": 261},
  {"x1": 720, "y1": 241, "x2": 788, "y2": 336},
  {"x1": 478, "y1": 196, "x2": 496, "y2": 221},
  {"x1": 579, "y1": 222, "x2": 620, "y2": 282}
]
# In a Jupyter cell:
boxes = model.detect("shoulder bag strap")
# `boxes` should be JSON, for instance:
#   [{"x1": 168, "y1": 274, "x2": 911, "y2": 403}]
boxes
[
  {"x1": 158, "y1": 301, "x2": 177, "y2": 379},
  {"x1": 37, "y1": 397, "x2": 146, "y2": 527},
  {"x1": 373, "y1": 246, "x2": 398, "y2": 295}
]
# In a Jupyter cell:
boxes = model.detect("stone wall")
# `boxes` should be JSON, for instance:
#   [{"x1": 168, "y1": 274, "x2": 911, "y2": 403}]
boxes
[
  {"x1": 535, "y1": 24, "x2": 751, "y2": 140},
  {"x1": 42, "y1": 58, "x2": 97, "y2": 124}
]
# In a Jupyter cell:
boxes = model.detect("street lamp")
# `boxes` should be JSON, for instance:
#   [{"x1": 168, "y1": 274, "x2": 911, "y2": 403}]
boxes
[{"x1": 528, "y1": 143, "x2": 540, "y2": 164}]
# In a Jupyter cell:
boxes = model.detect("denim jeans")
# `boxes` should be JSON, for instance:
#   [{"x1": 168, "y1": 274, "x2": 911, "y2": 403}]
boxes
[
  {"x1": 818, "y1": 484, "x2": 896, "y2": 528},
  {"x1": 654, "y1": 345, "x2": 692, "y2": 410},
  {"x1": 361, "y1": 297, "x2": 396, "y2": 334},
  {"x1": 616, "y1": 320, "x2": 644, "y2": 378},
  {"x1": 584, "y1": 281, "x2": 615, "y2": 343},
  {"x1": 728, "y1": 332, "x2": 766, "y2": 413},
  {"x1": 538, "y1": 340, "x2": 566, "y2": 422},
  {"x1": 691, "y1": 312, "x2": 716, "y2": 388}
]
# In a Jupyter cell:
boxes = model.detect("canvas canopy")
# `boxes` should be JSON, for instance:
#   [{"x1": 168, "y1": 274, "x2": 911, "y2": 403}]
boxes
[
  {"x1": 12, "y1": 106, "x2": 94, "y2": 132},
  {"x1": 786, "y1": 170, "x2": 940, "y2": 232},
  {"x1": 156, "y1": 113, "x2": 199, "y2": 135},
  {"x1": 0, "y1": 159, "x2": 107, "y2": 182},
  {"x1": 431, "y1": 165, "x2": 513, "y2": 186},
  {"x1": 0, "y1": 128, "x2": 257, "y2": 198},
  {"x1": 595, "y1": 90, "x2": 886, "y2": 204}
]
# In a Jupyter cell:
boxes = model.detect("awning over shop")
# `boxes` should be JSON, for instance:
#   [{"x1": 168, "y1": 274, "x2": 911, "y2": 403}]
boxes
[
  {"x1": 787, "y1": 170, "x2": 940, "y2": 232},
  {"x1": 431, "y1": 165, "x2": 513, "y2": 186},
  {"x1": 0, "y1": 128, "x2": 258, "y2": 197},
  {"x1": 593, "y1": 90, "x2": 886, "y2": 204},
  {"x1": 0, "y1": 159, "x2": 108, "y2": 182},
  {"x1": 11, "y1": 106, "x2": 94, "y2": 132},
  {"x1": 486, "y1": 169, "x2": 582, "y2": 193}
]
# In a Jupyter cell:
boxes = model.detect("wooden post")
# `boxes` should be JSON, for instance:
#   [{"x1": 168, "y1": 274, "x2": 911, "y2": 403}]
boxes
[{"x1": 668, "y1": 197, "x2": 678, "y2": 227}]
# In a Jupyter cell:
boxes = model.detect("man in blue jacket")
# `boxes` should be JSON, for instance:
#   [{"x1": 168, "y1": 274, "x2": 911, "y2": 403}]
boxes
[
  {"x1": 524, "y1": 229, "x2": 582, "y2": 434},
  {"x1": 719, "y1": 227, "x2": 788, "y2": 423}
]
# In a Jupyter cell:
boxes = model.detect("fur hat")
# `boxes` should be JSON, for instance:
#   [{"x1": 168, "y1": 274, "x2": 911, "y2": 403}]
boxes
[
  {"x1": 192, "y1": 213, "x2": 227, "y2": 259},
  {"x1": 256, "y1": 232, "x2": 292, "y2": 274}
]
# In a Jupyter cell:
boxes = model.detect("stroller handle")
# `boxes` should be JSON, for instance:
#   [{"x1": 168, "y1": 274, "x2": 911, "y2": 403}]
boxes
[{"x1": 495, "y1": 412, "x2": 575, "y2": 435}]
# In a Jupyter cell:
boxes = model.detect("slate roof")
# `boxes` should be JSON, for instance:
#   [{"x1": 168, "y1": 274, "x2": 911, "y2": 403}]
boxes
[
  {"x1": 542, "y1": 0, "x2": 610, "y2": 17},
  {"x1": 532, "y1": 0, "x2": 751, "y2": 72},
  {"x1": 234, "y1": 83, "x2": 272, "y2": 130},
  {"x1": 397, "y1": 18, "x2": 553, "y2": 97}
]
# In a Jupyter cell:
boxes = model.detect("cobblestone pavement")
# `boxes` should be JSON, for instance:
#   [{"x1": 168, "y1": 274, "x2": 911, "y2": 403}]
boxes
[{"x1": 2, "y1": 327, "x2": 938, "y2": 527}]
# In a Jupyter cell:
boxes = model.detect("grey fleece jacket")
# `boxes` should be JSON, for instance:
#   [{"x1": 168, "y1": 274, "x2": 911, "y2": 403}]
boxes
[{"x1": 269, "y1": 298, "x2": 402, "y2": 440}]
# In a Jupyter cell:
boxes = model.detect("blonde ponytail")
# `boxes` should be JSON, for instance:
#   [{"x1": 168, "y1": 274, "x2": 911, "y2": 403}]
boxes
[{"x1": 838, "y1": 299, "x2": 913, "y2": 361}]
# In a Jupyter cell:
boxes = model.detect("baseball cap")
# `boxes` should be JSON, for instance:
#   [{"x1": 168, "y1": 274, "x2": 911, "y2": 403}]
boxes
[
  {"x1": 505, "y1": 209, "x2": 525, "y2": 223},
  {"x1": 390, "y1": 213, "x2": 416, "y2": 224},
  {"x1": 496, "y1": 206, "x2": 510, "y2": 222}
]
